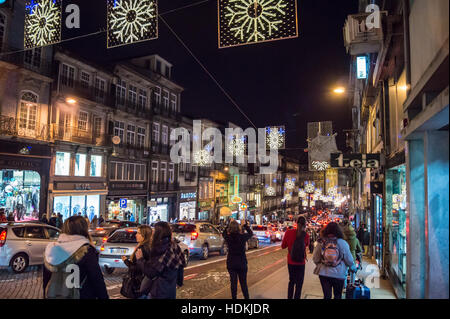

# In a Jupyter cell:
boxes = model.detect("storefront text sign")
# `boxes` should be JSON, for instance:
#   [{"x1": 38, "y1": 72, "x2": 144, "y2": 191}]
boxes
[
  {"x1": 181, "y1": 192, "x2": 197, "y2": 200},
  {"x1": 330, "y1": 153, "x2": 380, "y2": 168}
]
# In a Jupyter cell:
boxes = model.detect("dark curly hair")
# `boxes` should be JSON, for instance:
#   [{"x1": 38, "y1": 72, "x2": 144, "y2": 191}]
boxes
[{"x1": 322, "y1": 222, "x2": 344, "y2": 239}]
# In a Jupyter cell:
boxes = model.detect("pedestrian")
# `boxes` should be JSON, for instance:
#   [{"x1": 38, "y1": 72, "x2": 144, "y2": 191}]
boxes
[
  {"x1": 49, "y1": 213, "x2": 57, "y2": 227},
  {"x1": 43, "y1": 215, "x2": 109, "y2": 299},
  {"x1": 41, "y1": 213, "x2": 48, "y2": 224},
  {"x1": 56, "y1": 213, "x2": 63, "y2": 229},
  {"x1": 281, "y1": 216, "x2": 309, "y2": 299},
  {"x1": 342, "y1": 220, "x2": 362, "y2": 262},
  {"x1": 121, "y1": 225, "x2": 153, "y2": 299},
  {"x1": 129, "y1": 213, "x2": 135, "y2": 222},
  {"x1": 0, "y1": 209, "x2": 7, "y2": 223},
  {"x1": 7, "y1": 212, "x2": 15, "y2": 222},
  {"x1": 91, "y1": 215, "x2": 98, "y2": 229},
  {"x1": 222, "y1": 219, "x2": 253, "y2": 299},
  {"x1": 137, "y1": 222, "x2": 186, "y2": 299},
  {"x1": 312, "y1": 222, "x2": 356, "y2": 299},
  {"x1": 98, "y1": 214, "x2": 105, "y2": 226}
]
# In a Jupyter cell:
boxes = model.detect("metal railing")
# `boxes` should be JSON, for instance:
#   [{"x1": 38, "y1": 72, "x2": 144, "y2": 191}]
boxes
[
  {"x1": 52, "y1": 124, "x2": 96, "y2": 144},
  {"x1": 0, "y1": 46, "x2": 52, "y2": 77},
  {"x1": 0, "y1": 115, "x2": 49, "y2": 140}
]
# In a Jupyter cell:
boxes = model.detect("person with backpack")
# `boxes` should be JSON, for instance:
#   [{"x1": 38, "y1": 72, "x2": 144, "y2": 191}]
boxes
[
  {"x1": 43, "y1": 215, "x2": 109, "y2": 299},
  {"x1": 222, "y1": 219, "x2": 254, "y2": 299},
  {"x1": 281, "y1": 216, "x2": 310, "y2": 299},
  {"x1": 120, "y1": 225, "x2": 153, "y2": 299},
  {"x1": 137, "y1": 222, "x2": 186, "y2": 299},
  {"x1": 312, "y1": 222, "x2": 356, "y2": 299}
]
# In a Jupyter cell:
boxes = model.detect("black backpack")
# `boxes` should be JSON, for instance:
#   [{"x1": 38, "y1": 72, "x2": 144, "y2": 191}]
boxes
[{"x1": 291, "y1": 231, "x2": 306, "y2": 263}]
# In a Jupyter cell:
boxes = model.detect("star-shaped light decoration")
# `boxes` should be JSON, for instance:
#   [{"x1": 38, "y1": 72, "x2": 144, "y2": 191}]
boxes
[
  {"x1": 265, "y1": 186, "x2": 275, "y2": 196},
  {"x1": 299, "y1": 189, "x2": 306, "y2": 199},
  {"x1": 24, "y1": 0, "x2": 62, "y2": 49},
  {"x1": 193, "y1": 149, "x2": 212, "y2": 167},
  {"x1": 312, "y1": 161, "x2": 330, "y2": 171},
  {"x1": 285, "y1": 179, "x2": 295, "y2": 190},
  {"x1": 304, "y1": 182, "x2": 315, "y2": 194},
  {"x1": 227, "y1": 136, "x2": 246, "y2": 156}
]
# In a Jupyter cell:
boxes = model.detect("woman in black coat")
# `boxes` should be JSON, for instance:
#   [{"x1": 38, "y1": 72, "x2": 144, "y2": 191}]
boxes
[{"x1": 222, "y1": 219, "x2": 253, "y2": 299}]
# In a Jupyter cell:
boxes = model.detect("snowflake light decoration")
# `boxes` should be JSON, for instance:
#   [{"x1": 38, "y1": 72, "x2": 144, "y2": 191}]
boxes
[
  {"x1": 284, "y1": 194, "x2": 292, "y2": 201},
  {"x1": 312, "y1": 161, "x2": 330, "y2": 171},
  {"x1": 227, "y1": 137, "x2": 246, "y2": 156},
  {"x1": 302, "y1": 200, "x2": 308, "y2": 207},
  {"x1": 285, "y1": 179, "x2": 295, "y2": 190},
  {"x1": 314, "y1": 188, "x2": 323, "y2": 196},
  {"x1": 24, "y1": 0, "x2": 62, "y2": 49},
  {"x1": 107, "y1": 0, "x2": 158, "y2": 48},
  {"x1": 265, "y1": 186, "x2": 275, "y2": 196},
  {"x1": 299, "y1": 189, "x2": 306, "y2": 199},
  {"x1": 327, "y1": 186, "x2": 337, "y2": 197},
  {"x1": 218, "y1": 0, "x2": 298, "y2": 48},
  {"x1": 193, "y1": 150, "x2": 212, "y2": 167},
  {"x1": 266, "y1": 126, "x2": 285, "y2": 150},
  {"x1": 304, "y1": 182, "x2": 315, "y2": 194}
]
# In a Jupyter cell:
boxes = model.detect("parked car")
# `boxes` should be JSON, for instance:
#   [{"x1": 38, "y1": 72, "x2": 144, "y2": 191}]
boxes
[
  {"x1": 251, "y1": 225, "x2": 277, "y2": 243},
  {"x1": 0, "y1": 222, "x2": 61, "y2": 273},
  {"x1": 99, "y1": 227, "x2": 190, "y2": 274},
  {"x1": 90, "y1": 220, "x2": 139, "y2": 247},
  {"x1": 171, "y1": 222, "x2": 228, "y2": 260}
]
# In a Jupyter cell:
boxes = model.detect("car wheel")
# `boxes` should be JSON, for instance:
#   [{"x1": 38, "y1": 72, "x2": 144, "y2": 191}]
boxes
[
  {"x1": 183, "y1": 250, "x2": 190, "y2": 266},
  {"x1": 220, "y1": 243, "x2": 228, "y2": 256},
  {"x1": 103, "y1": 265, "x2": 115, "y2": 275},
  {"x1": 201, "y1": 244, "x2": 209, "y2": 260},
  {"x1": 10, "y1": 253, "x2": 28, "y2": 273}
]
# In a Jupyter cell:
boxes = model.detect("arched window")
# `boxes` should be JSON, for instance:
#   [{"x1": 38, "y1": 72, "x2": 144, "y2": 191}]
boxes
[
  {"x1": 0, "y1": 12, "x2": 6, "y2": 50},
  {"x1": 19, "y1": 91, "x2": 39, "y2": 132}
]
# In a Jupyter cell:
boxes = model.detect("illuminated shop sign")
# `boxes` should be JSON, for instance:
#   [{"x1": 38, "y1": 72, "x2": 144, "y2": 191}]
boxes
[
  {"x1": 181, "y1": 192, "x2": 197, "y2": 200},
  {"x1": 357, "y1": 56, "x2": 368, "y2": 79}
]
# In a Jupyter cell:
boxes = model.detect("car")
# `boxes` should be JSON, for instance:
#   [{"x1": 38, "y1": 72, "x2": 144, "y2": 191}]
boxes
[
  {"x1": 251, "y1": 225, "x2": 276, "y2": 243},
  {"x1": 98, "y1": 227, "x2": 190, "y2": 274},
  {"x1": 0, "y1": 222, "x2": 61, "y2": 273},
  {"x1": 90, "y1": 220, "x2": 139, "y2": 247},
  {"x1": 270, "y1": 226, "x2": 284, "y2": 241},
  {"x1": 171, "y1": 222, "x2": 227, "y2": 260},
  {"x1": 245, "y1": 234, "x2": 260, "y2": 251}
]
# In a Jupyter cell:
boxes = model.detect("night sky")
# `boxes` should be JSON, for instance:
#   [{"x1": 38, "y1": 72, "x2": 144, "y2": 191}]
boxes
[{"x1": 62, "y1": 0, "x2": 358, "y2": 163}]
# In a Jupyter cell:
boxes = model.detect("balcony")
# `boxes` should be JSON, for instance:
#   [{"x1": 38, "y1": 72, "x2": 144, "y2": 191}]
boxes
[
  {"x1": 0, "y1": 46, "x2": 52, "y2": 77},
  {"x1": 52, "y1": 124, "x2": 98, "y2": 145},
  {"x1": 0, "y1": 115, "x2": 49, "y2": 141},
  {"x1": 151, "y1": 98, "x2": 180, "y2": 121},
  {"x1": 343, "y1": 12, "x2": 386, "y2": 55},
  {"x1": 115, "y1": 97, "x2": 147, "y2": 118},
  {"x1": 59, "y1": 78, "x2": 114, "y2": 106},
  {"x1": 184, "y1": 171, "x2": 197, "y2": 182}
]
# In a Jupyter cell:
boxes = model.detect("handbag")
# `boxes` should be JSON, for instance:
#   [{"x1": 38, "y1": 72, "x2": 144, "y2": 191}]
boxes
[{"x1": 120, "y1": 274, "x2": 140, "y2": 299}]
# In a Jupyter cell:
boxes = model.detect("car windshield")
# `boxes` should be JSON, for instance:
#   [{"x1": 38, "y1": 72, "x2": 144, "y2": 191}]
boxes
[
  {"x1": 99, "y1": 222, "x2": 120, "y2": 228},
  {"x1": 171, "y1": 224, "x2": 196, "y2": 233},
  {"x1": 107, "y1": 230, "x2": 137, "y2": 243},
  {"x1": 252, "y1": 226, "x2": 267, "y2": 231}
]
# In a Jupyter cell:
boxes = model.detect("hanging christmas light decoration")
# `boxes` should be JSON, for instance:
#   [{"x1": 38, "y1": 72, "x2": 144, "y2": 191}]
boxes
[
  {"x1": 312, "y1": 161, "x2": 330, "y2": 171},
  {"x1": 302, "y1": 200, "x2": 308, "y2": 207},
  {"x1": 107, "y1": 0, "x2": 158, "y2": 48},
  {"x1": 285, "y1": 179, "x2": 295, "y2": 190},
  {"x1": 227, "y1": 136, "x2": 246, "y2": 156},
  {"x1": 266, "y1": 126, "x2": 286, "y2": 150},
  {"x1": 24, "y1": 0, "x2": 62, "y2": 49},
  {"x1": 304, "y1": 182, "x2": 315, "y2": 194},
  {"x1": 284, "y1": 194, "x2": 292, "y2": 201},
  {"x1": 299, "y1": 189, "x2": 306, "y2": 199},
  {"x1": 327, "y1": 186, "x2": 337, "y2": 197},
  {"x1": 310, "y1": 201, "x2": 315, "y2": 207},
  {"x1": 218, "y1": 0, "x2": 298, "y2": 48},
  {"x1": 265, "y1": 186, "x2": 275, "y2": 196},
  {"x1": 314, "y1": 188, "x2": 323, "y2": 197},
  {"x1": 193, "y1": 149, "x2": 212, "y2": 166}
]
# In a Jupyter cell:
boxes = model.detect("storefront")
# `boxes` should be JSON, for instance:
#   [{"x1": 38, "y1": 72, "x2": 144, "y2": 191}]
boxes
[
  {"x1": 50, "y1": 181, "x2": 107, "y2": 221},
  {"x1": 372, "y1": 192, "x2": 383, "y2": 269},
  {"x1": 178, "y1": 191, "x2": 197, "y2": 221},
  {"x1": 147, "y1": 195, "x2": 177, "y2": 223},
  {"x1": 386, "y1": 164, "x2": 407, "y2": 297},
  {"x1": 198, "y1": 200, "x2": 213, "y2": 221},
  {"x1": 107, "y1": 182, "x2": 147, "y2": 223},
  {"x1": 0, "y1": 141, "x2": 51, "y2": 221}
]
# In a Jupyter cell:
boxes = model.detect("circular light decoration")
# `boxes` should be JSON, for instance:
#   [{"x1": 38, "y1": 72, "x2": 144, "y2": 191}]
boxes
[
  {"x1": 266, "y1": 127, "x2": 285, "y2": 150},
  {"x1": 310, "y1": 201, "x2": 316, "y2": 207},
  {"x1": 299, "y1": 189, "x2": 307, "y2": 199},
  {"x1": 284, "y1": 194, "x2": 292, "y2": 201},
  {"x1": 327, "y1": 186, "x2": 337, "y2": 197},
  {"x1": 227, "y1": 137, "x2": 245, "y2": 156},
  {"x1": 193, "y1": 149, "x2": 212, "y2": 166},
  {"x1": 240, "y1": 203, "x2": 248, "y2": 211},
  {"x1": 304, "y1": 182, "x2": 315, "y2": 194},
  {"x1": 312, "y1": 161, "x2": 330, "y2": 171},
  {"x1": 302, "y1": 200, "x2": 308, "y2": 207},
  {"x1": 285, "y1": 179, "x2": 295, "y2": 190},
  {"x1": 314, "y1": 188, "x2": 323, "y2": 196},
  {"x1": 265, "y1": 186, "x2": 275, "y2": 196}
]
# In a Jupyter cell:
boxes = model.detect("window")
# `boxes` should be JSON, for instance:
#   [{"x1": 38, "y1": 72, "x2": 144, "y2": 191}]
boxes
[
  {"x1": 95, "y1": 77, "x2": 106, "y2": 99},
  {"x1": 25, "y1": 226, "x2": 46, "y2": 239},
  {"x1": 151, "y1": 161, "x2": 159, "y2": 183},
  {"x1": 153, "y1": 86, "x2": 161, "y2": 104},
  {"x1": 114, "y1": 121, "x2": 125, "y2": 144},
  {"x1": 77, "y1": 111, "x2": 88, "y2": 131},
  {"x1": 156, "y1": 60, "x2": 162, "y2": 73},
  {"x1": 152, "y1": 122, "x2": 160, "y2": 143},
  {"x1": 61, "y1": 64, "x2": 75, "y2": 87},
  {"x1": 110, "y1": 162, "x2": 116, "y2": 180},
  {"x1": 160, "y1": 162, "x2": 167, "y2": 183},
  {"x1": 138, "y1": 89, "x2": 147, "y2": 109},
  {"x1": 24, "y1": 47, "x2": 41, "y2": 68},
  {"x1": 169, "y1": 163, "x2": 174, "y2": 183},
  {"x1": 80, "y1": 71, "x2": 90, "y2": 89},
  {"x1": 55, "y1": 152, "x2": 70, "y2": 176},
  {"x1": 90, "y1": 155, "x2": 102, "y2": 177},
  {"x1": 162, "y1": 125, "x2": 168, "y2": 145},
  {"x1": 117, "y1": 163, "x2": 123, "y2": 180},
  {"x1": 0, "y1": 12, "x2": 6, "y2": 50},
  {"x1": 94, "y1": 117, "x2": 102, "y2": 137},
  {"x1": 46, "y1": 228, "x2": 60, "y2": 240},
  {"x1": 75, "y1": 154, "x2": 86, "y2": 176},
  {"x1": 129, "y1": 163, "x2": 135, "y2": 180},
  {"x1": 129, "y1": 85, "x2": 137, "y2": 106},
  {"x1": 116, "y1": 79, "x2": 127, "y2": 105},
  {"x1": 137, "y1": 127, "x2": 146, "y2": 149},
  {"x1": 163, "y1": 90, "x2": 169, "y2": 109},
  {"x1": 127, "y1": 125, "x2": 135, "y2": 146},
  {"x1": 165, "y1": 66, "x2": 170, "y2": 78},
  {"x1": 170, "y1": 94, "x2": 177, "y2": 112},
  {"x1": 19, "y1": 92, "x2": 38, "y2": 132}
]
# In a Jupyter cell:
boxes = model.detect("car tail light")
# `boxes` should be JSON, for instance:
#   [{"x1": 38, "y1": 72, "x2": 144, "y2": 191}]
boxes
[
  {"x1": 191, "y1": 232, "x2": 199, "y2": 241},
  {"x1": 102, "y1": 237, "x2": 108, "y2": 243},
  {"x1": 100, "y1": 245, "x2": 105, "y2": 252},
  {"x1": 96, "y1": 227, "x2": 104, "y2": 231},
  {"x1": 265, "y1": 231, "x2": 270, "y2": 236},
  {"x1": 0, "y1": 229, "x2": 6, "y2": 247}
]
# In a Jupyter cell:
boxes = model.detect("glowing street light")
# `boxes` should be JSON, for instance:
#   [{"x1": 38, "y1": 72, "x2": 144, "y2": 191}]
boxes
[
  {"x1": 66, "y1": 98, "x2": 77, "y2": 104},
  {"x1": 333, "y1": 87, "x2": 346, "y2": 94}
]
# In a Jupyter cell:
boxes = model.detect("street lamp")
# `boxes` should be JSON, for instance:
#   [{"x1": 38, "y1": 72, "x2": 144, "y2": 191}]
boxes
[
  {"x1": 66, "y1": 97, "x2": 77, "y2": 104},
  {"x1": 333, "y1": 87, "x2": 346, "y2": 95}
]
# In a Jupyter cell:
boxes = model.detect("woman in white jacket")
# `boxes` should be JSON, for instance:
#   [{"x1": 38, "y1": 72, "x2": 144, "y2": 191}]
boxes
[{"x1": 313, "y1": 222, "x2": 356, "y2": 299}]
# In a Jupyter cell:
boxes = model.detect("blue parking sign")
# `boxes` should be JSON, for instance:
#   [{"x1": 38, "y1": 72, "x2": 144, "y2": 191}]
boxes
[{"x1": 119, "y1": 198, "x2": 127, "y2": 208}]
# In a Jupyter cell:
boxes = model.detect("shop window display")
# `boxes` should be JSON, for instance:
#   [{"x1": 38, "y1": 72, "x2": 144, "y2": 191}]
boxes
[
  {"x1": 75, "y1": 154, "x2": 86, "y2": 176},
  {"x1": 55, "y1": 152, "x2": 70, "y2": 176},
  {"x1": 108, "y1": 199, "x2": 142, "y2": 222},
  {"x1": 179, "y1": 202, "x2": 196, "y2": 220},
  {"x1": 90, "y1": 155, "x2": 102, "y2": 177},
  {"x1": 0, "y1": 170, "x2": 40, "y2": 221},
  {"x1": 53, "y1": 195, "x2": 100, "y2": 221}
]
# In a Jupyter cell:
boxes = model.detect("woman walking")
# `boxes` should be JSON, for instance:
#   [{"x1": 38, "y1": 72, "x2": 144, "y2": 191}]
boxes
[
  {"x1": 281, "y1": 216, "x2": 309, "y2": 299},
  {"x1": 121, "y1": 225, "x2": 152, "y2": 299},
  {"x1": 222, "y1": 219, "x2": 253, "y2": 299},
  {"x1": 313, "y1": 222, "x2": 356, "y2": 299},
  {"x1": 43, "y1": 216, "x2": 109, "y2": 299},
  {"x1": 137, "y1": 222, "x2": 185, "y2": 299}
]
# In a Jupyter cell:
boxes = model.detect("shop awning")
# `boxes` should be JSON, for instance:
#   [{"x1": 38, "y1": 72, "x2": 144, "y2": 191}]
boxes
[{"x1": 220, "y1": 206, "x2": 232, "y2": 217}]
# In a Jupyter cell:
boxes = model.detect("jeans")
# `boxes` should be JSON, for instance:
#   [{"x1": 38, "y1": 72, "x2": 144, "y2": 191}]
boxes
[
  {"x1": 228, "y1": 268, "x2": 249, "y2": 299},
  {"x1": 287, "y1": 264, "x2": 305, "y2": 299},
  {"x1": 319, "y1": 275, "x2": 345, "y2": 299}
]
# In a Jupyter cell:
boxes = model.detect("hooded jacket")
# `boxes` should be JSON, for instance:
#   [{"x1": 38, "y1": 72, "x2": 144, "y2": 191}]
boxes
[
  {"x1": 342, "y1": 225, "x2": 362, "y2": 261},
  {"x1": 43, "y1": 234, "x2": 109, "y2": 299}
]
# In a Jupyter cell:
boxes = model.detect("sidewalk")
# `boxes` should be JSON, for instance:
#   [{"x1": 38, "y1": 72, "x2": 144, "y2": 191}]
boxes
[{"x1": 237, "y1": 254, "x2": 397, "y2": 299}]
